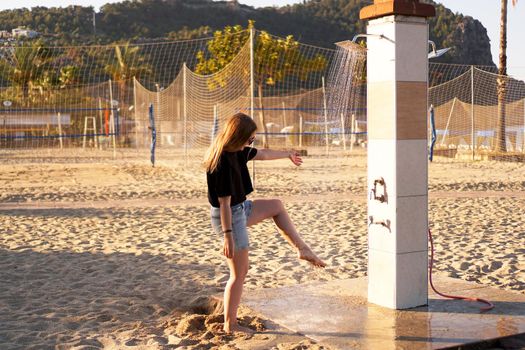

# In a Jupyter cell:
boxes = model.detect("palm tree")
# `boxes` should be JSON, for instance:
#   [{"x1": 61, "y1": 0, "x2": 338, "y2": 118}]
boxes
[
  {"x1": 104, "y1": 42, "x2": 152, "y2": 82},
  {"x1": 495, "y1": 0, "x2": 518, "y2": 152},
  {"x1": 104, "y1": 42, "x2": 152, "y2": 104},
  {"x1": 0, "y1": 43, "x2": 53, "y2": 101}
]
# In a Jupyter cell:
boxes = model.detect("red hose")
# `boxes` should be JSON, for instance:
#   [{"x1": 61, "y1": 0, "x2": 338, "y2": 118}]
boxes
[{"x1": 428, "y1": 229, "x2": 494, "y2": 312}]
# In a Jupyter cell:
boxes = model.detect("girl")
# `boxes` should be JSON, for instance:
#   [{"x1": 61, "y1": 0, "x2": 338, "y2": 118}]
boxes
[{"x1": 204, "y1": 113, "x2": 325, "y2": 334}]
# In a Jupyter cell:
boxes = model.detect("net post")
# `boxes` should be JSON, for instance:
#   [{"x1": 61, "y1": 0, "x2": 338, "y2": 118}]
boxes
[
  {"x1": 282, "y1": 102, "x2": 288, "y2": 147},
  {"x1": 322, "y1": 75, "x2": 329, "y2": 155},
  {"x1": 471, "y1": 66, "x2": 475, "y2": 160},
  {"x1": 83, "y1": 116, "x2": 97, "y2": 149},
  {"x1": 282, "y1": 101, "x2": 287, "y2": 128},
  {"x1": 341, "y1": 113, "x2": 346, "y2": 151},
  {"x1": 93, "y1": 115, "x2": 98, "y2": 148},
  {"x1": 250, "y1": 28, "x2": 255, "y2": 120},
  {"x1": 250, "y1": 27, "x2": 256, "y2": 188},
  {"x1": 183, "y1": 62, "x2": 188, "y2": 168},
  {"x1": 133, "y1": 76, "x2": 139, "y2": 149},
  {"x1": 350, "y1": 113, "x2": 356, "y2": 151},
  {"x1": 98, "y1": 98, "x2": 103, "y2": 149},
  {"x1": 57, "y1": 112, "x2": 63, "y2": 149},
  {"x1": 212, "y1": 104, "x2": 218, "y2": 144},
  {"x1": 299, "y1": 114, "x2": 303, "y2": 148},
  {"x1": 83, "y1": 117, "x2": 88, "y2": 149},
  {"x1": 156, "y1": 83, "x2": 162, "y2": 147},
  {"x1": 109, "y1": 79, "x2": 117, "y2": 159},
  {"x1": 440, "y1": 97, "x2": 456, "y2": 147},
  {"x1": 523, "y1": 97, "x2": 525, "y2": 153}
]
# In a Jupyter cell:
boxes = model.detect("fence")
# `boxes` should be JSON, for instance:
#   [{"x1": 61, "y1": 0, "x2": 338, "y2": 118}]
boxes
[
  {"x1": 429, "y1": 64, "x2": 525, "y2": 161},
  {"x1": 1, "y1": 31, "x2": 524, "y2": 163}
]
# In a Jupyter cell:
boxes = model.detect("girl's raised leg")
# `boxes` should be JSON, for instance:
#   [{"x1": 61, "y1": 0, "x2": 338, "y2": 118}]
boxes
[{"x1": 247, "y1": 199, "x2": 325, "y2": 267}]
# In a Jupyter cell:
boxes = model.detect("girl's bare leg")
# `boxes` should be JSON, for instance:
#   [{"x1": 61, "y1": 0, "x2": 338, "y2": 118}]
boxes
[
  {"x1": 247, "y1": 199, "x2": 326, "y2": 267},
  {"x1": 223, "y1": 248, "x2": 253, "y2": 334}
]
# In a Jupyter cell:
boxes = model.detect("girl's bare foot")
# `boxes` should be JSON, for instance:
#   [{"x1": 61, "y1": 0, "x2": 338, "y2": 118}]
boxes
[
  {"x1": 298, "y1": 246, "x2": 326, "y2": 267},
  {"x1": 223, "y1": 323, "x2": 255, "y2": 334}
]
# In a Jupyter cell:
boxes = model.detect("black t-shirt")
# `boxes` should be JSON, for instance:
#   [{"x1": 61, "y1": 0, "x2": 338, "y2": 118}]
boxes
[{"x1": 207, "y1": 147, "x2": 258, "y2": 208}]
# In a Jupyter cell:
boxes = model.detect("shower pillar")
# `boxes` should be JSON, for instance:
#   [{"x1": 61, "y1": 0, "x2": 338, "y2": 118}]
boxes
[{"x1": 360, "y1": 0, "x2": 435, "y2": 309}]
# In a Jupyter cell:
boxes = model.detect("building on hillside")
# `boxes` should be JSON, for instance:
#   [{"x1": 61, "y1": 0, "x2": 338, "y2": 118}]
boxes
[
  {"x1": 12, "y1": 27, "x2": 39, "y2": 39},
  {"x1": 0, "y1": 30, "x2": 11, "y2": 39}
]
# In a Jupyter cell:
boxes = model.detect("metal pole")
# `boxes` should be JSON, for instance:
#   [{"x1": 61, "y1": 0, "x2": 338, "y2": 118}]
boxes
[
  {"x1": 471, "y1": 66, "x2": 475, "y2": 160},
  {"x1": 97, "y1": 98, "x2": 103, "y2": 149},
  {"x1": 212, "y1": 104, "x2": 218, "y2": 144},
  {"x1": 156, "y1": 83, "x2": 161, "y2": 147},
  {"x1": 250, "y1": 28, "x2": 255, "y2": 120},
  {"x1": 299, "y1": 114, "x2": 303, "y2": 148},
  {"x1": 350, "y1": 113, "x2": 356, "y2": 151},
  {"x1": 83, "y1": 117, "x2": 88, "y2": 149},
  {"x1": 133, "y1": 76, "x2": 138, "y2": 149},
  {"x1": 57, "y1": 112, "x2": 63, "y2": 149},
  {"x1": 250, "y1": 27, "x2": 256, "y2": 187},
  {"x1": 282, "y1": 101, "x2": 287, "y2": 128},
  {"x1": 282, "y1": 101, "x2": 288, "y2": 146},
  {"x1": 109, "y1": 79, "x2": 116, "y2": 158},
  {"x1": 523, "y1": 98, "x2": 525, "y2": 153},
  {"x1": 440, "y1": 97, "x2": 456, "y2": 147},
  {"x1": 341, "y1": 113, "x2": 346, "y2": 151},
  {"x1": 429, "y1": 105, "x2": 437, "y2": 162},
  {"x1": 322, "y1": 76, "x2": 329, "y2": 156},
  {"x1": 183, "y1": 63, "x2": 188, "y2": 168},
  {"x1": 93, "y1": 116, "x2": 98, "y2": 148},
  {"x1": 176, "y1": 99, "x2": 180, "y2": 147}
]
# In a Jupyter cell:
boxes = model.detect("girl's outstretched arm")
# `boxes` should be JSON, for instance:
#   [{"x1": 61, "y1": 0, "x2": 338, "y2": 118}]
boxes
[{"x1": 253, "y1": 149, "x2": 302, "y2": 166}]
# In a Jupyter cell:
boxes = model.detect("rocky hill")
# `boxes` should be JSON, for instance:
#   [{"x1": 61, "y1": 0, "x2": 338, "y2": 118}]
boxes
[{"x1": 0, "y1": 0, "x2": 494, "y2": 66}]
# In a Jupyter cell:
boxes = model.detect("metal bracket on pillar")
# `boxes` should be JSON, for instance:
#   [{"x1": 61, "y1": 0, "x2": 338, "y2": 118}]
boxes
[
  {"x1": 368, "y1": 216, "x2": 391, "y2": 232},
  {"x1": 370, "y1": 177, "x2": 388, "y2": 203}
]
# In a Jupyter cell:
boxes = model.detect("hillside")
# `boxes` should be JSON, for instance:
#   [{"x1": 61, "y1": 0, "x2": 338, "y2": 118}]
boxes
[{"x1": 0, "y1": 0, "x2": 494, "y2": 66}]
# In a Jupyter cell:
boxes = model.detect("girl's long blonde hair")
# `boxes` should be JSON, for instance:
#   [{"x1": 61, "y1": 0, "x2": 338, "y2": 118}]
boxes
[{"x1": 204, "y1": 113, "x2": 257, "y2": 173}]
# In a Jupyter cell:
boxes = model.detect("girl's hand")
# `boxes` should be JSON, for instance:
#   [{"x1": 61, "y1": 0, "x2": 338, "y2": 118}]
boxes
[
  {"x1": 288, "y1": 150, "x2": 303, "y2": 166},
  {"x1": 223, "y1": 233, "x2": 235, "y2": 258}
]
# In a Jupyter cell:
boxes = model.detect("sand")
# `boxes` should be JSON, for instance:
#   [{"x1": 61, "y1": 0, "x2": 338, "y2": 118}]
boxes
[{"x1": 0, "y1": 149, "x2": 524, "y2": 349}]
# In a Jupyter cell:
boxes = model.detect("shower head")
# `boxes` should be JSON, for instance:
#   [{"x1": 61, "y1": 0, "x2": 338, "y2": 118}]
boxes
[
  {"x1": 428, "y1": 40, "x2": 451, "y2": 59},
  {"x1": 335, "y1": 40, "x2": 367, "y2": 51}
]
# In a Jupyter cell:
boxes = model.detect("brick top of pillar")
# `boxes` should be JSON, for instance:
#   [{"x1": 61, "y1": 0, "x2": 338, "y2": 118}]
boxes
[{"x1": 360, "y1": 0, "x2": 435, "y2": 20}]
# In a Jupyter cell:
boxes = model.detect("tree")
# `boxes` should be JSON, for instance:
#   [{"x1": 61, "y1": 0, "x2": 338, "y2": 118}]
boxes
[
  {"x1": 0, "y1": 42, "x2": 55, "y2": 101},
  {"x1": 104, "y1": 42, "x2": 152, "y2": 101},
  {"x1": 495, "y1": 0, "x2": 518, "y2": 152},
  {"x1": 104, "y1": 42, "x2": 152, "y2": 82},
  {"x1": 195, "y1": 21, "x2": 327, "y2": 148}
]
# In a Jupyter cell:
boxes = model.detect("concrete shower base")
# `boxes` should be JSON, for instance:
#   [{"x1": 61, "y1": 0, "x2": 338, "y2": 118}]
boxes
[{"x1": 241, "y1": 275, "x2": 525, "y2": 349}]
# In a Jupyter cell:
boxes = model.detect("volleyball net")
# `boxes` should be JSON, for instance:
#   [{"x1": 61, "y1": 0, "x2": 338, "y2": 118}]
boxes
[
  {"x1": 429, "y1": 63, "x2": 525, "y2": 161},
  {"x1": 1, "y1": 29, "x2": 524, "y2": 163}
]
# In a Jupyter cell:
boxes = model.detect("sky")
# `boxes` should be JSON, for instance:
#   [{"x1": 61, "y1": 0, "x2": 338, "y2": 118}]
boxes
[{"x1": 0, "y1": 0, "x2": 523, "y2": 80}]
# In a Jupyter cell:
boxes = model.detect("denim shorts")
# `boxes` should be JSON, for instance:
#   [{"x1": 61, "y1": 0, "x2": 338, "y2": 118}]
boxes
[{"x1": 210, "y1": 200, "x2": 253, "y2": 251}]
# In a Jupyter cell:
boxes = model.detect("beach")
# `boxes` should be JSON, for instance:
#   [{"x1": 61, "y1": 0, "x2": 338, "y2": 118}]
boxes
[{"x1": 0, "y1": 150, "x2": 524, "y2": 349}]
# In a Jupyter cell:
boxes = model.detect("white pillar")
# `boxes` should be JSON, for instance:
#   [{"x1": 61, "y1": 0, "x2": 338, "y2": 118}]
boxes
[{"x1": 363, "y1": 5, "x2": 433, "y2": 309}]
